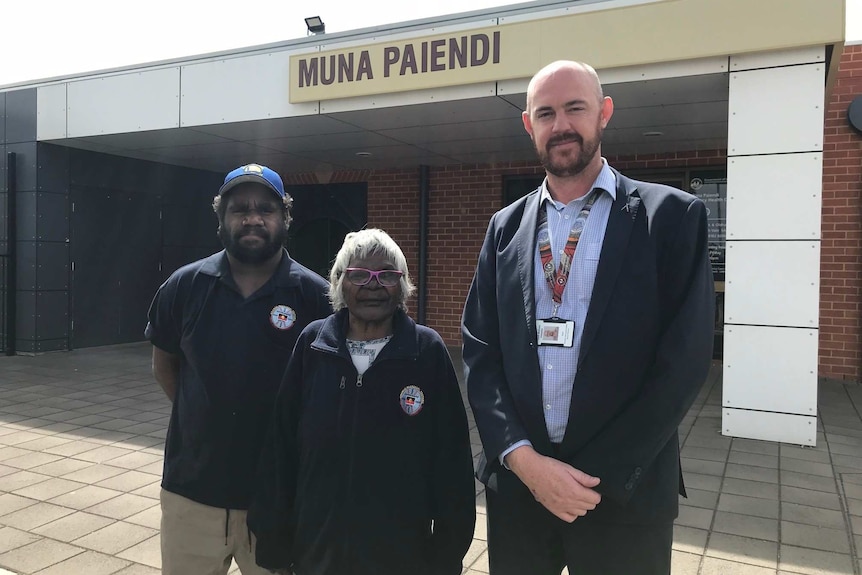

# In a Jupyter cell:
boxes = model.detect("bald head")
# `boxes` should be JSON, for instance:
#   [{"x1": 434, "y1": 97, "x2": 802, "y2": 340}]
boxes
[{"x1": 525, "y1": 61, "x2": 604, "y2": 114}]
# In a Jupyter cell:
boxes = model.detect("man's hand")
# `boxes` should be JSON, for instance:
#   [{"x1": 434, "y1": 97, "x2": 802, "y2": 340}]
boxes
[{"x1": 505, "y1": 445, "x2": 601, "y2": 522}]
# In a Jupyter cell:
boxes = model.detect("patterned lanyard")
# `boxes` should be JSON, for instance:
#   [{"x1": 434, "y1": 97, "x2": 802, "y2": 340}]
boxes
[{"x1": 537, "y1": 189, "x2": 601, "y2": 317}]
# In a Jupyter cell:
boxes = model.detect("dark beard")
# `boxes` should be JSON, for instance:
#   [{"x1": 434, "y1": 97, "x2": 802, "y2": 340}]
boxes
[
  {"x1": 535, "y1": 126, "x2": 602, "y2": 178},
  {"x1": 219, "y1": 225, "x2": 287, "y2": 264}
]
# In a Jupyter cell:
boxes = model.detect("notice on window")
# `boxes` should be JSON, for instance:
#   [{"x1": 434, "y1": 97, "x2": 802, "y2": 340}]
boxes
[{"x1": 689, "y1": 171, "x2": 727, "y2": 280}]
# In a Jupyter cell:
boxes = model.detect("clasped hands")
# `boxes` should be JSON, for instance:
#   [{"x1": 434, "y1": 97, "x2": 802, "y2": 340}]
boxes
[{"x1": 505, "y1": 445, "x2": 601, "y2": 522}]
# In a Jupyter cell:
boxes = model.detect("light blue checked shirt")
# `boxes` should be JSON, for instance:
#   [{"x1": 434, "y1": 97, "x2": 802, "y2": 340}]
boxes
[{"x1": 502, "y1": 160, "x2": 616, "y2": 463}]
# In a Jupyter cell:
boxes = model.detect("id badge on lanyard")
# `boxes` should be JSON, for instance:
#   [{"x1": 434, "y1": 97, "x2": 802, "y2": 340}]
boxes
[{"x1": 535, "y1": 189, "x2": 599, "y2": 348}]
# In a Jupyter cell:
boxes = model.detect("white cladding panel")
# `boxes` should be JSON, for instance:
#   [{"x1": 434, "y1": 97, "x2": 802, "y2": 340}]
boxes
[
  {"x1": 67, "y1": 68, "x2": 180, "y2": 137},
  {"x1": 723, "y1": 409, "x2": 816, "y2": 446},
  {"x1": 724, "y1": 241, "x2": 819, "y2": 328},
  {"x1": 36, "y1": 84, "x2": 67, "y2": 140},
  {"x1": 730, "y1": 46, "x2": 825, "y2": 71},
  {"x1": 723, "y1": 325, "x2": 818, "y2": 415},
  {"x1": 727, "y1": 63, "x2": 825, "y2": 156},
  {"x1": 181, "y1": 51, "x2": 318, "y2": 126},
  {"x1": 726, "y1": 153, "x2": 822, "y2": 240}
]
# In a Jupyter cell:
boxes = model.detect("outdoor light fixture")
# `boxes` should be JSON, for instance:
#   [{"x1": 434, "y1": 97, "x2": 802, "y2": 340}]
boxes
[{"x1": 305, "y1": 16, "x2": 326, "y2": 35}]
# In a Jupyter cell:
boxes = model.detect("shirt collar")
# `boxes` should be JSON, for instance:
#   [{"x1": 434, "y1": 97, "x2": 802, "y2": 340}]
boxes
[{"x1": 539, "y1": 158, "x2": 617, "y2": 207}]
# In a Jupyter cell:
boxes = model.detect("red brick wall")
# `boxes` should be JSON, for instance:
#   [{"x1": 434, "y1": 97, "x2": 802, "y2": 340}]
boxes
[{"x1": 821, "y1": 44, "x2": 862, "y2": 381}]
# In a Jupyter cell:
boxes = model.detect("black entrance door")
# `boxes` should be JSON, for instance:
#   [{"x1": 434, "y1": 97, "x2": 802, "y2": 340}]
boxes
[
  {"x1": 70, "y1": 188, "x2": 161, "y2": 348},
  {"x1": 286, "y1": 183, "x2": 367, "y2": 278}
]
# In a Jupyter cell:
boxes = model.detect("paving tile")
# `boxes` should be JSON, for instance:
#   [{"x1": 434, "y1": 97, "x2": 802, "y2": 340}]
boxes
[
  {"x1": 722, "y1": 478, "x2": 779, "y2": 500},
  {"x1": 671, "y1": 550, "x2": 702, "y2": 574},
  {"x1": 682, "y1": 457, "x2": 725, "y2": 476},
  {"x1": 684, "y1": 433, "x2": 732, "y2": 450},
  {"x1": 778, "y1": 544, "x2": 854, "y2": 575},
  {"x1": 726, "y1": 463, "x2": 779, "y2": 484},
  {"x1": 467, "y1": 549, "x2": 489, "y2": 573},
  {"x1": 29, "y1": 457, "x2": 93, "y2": 477},
  {"x1": 31, "y1": 549, "x2": 131, "y2": 575},
  {"x1": 832, "y1": 454, "x2": 862, "y2": 471},
  {"x1": 0, "y1": 430, "x2": 48, "y2": 446},
  {"x1": 124, "y1": 505, "x2": 161, "y2": 530},
  {"x1": 43, "y1": 440, "x2": 103, "y2": 457},
  {"x1": 680, "y1": 487, "x2": 719, "y2": 510},
  {"x1": 95, "y1": 470, "x2": 161, "y2": 492},
  {"x1": 781, "y1": 485, "x2": 841, "y2": 511},
  {"x1": 32, "y1": 509, "x2": 117, "y2": 542},
  {"x1": 701, "y1": 556, "x2": 777, "y2": 575},
  {"x1": 73, "y1": 521, "x2": 158, "y2": 554},
  {"x1": 780, "y1": 521, "x2": 850, "y2": 554},
  {"x1": 672, "y1": 525, "x2": 708, "y2": 555},
  {"x1": 0, "y1": 464, "x2": 18, "y2": 479},
  {"x1": 13, "y1": 477, "x2": 87, "y2": 501},
  {"x1": 780, "y1": 458, "x2": 835, "y2": 478},
  {"x1": 13, "y1": 435, "x2": 76, "y2": 452},
  {"x1": 85, "y1": 493, "x2": 159, "y2": 520},
  {"x1": 705, "y1": 532, "x2": 778, "y2": 569},
  {"x1": 682, "y1": 446, "x2": 729, "y2": 462},
  {"x1": 60, "y1": 464, "x2": 126, "y2": 485},
  {"x1": 731, "y1": 439, "x2": 779, "y2": 457},
  {"x1": 0, "y1": 537, "x2": 84, "y2": 573},
  {"x1": 2, "y1": 451, "x2": 64, "y2": 470},
  {"x1": 0, "y1": 493, "x2": 39, "y2": 517},
  {"x1": 712, "y1": 511, "x2": 779, "y2": 542},
  {"x1": 0, "y1": 526, "x2": 41, "y2": 554},
  {"x1": 845, "y1": 497, "x2": 862, "y2": 517},
  {"x1": 683, "y1": 472, "x2": 723, "y2": 492},
  {"x1": 781, "y1": 502, "x2": 845, "y2": 530},
  {"x1": 72, "y1": 445, "x2": 135, "y2": 464},
  {"x1": 718, "y1": 493, "x2": 779, "y2": 520},
  {"x1": 781, "y1": 445, "x2": 831, "y2": 464},
  {"x1": 781, "y1": 470, "x2": 838, "y2": 494},
  {"x1": 103, "y1": 451, "x2": 162, "y2": 471},
  {"x1": 728, "y1": 451, "x2": 780, "y2": 470},
  {"x1": 112, "y1": 562, "x2": 161, "y2": 574},
  {"x1": 116, "y1": 534, "x2": 161, "y2": 569},
  {"x1": 828, "y1": 441, "x2": 862, "y2": 457},
  {"x1": 676, "y1": 505, "x2": 714, "y2": 530},
  {"x1": 130, "y1": 481, "x2": 161, "y2": 500},
  {"x1": 0, "y1": 501, "x2": 76, "y2": 530},
  {"x1": 135, "y1": 461, "x2": 164, "y2": 475},
  {"x1": 48, "y1": 485, "x2": 124, "y2": 510}
]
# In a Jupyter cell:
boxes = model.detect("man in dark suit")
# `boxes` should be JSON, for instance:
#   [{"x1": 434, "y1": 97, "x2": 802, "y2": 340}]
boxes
[{"x1": 461, "y1": 60, "x2": 715, "y2": 574}]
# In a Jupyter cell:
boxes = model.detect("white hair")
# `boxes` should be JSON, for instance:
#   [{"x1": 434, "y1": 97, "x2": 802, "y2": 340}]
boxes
[{"x1": 328, "y1": 228, "x2": 416, "y2": 312}]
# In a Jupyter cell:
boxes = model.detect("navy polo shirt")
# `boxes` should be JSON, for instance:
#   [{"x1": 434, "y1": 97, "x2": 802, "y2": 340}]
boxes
[{"x1": 145, "y1": 249, "x2": 331, "y2": 509}]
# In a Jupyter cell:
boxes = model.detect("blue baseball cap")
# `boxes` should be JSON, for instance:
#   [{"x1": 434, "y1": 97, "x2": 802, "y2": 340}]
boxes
[{"x1": 218, "y1": 163, "x2": 286, "y2": 199}]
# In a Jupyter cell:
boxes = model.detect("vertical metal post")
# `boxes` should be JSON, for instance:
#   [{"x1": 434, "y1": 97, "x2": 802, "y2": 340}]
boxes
[
  {"x1": 417, "y1": 165, "x2": 430, "y2": 325},
  {"x1": 5, "y1": 152, "x2": 17, "y2": 355}
]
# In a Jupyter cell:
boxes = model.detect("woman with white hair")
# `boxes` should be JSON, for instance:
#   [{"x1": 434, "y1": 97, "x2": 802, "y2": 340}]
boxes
[{"x1": 248, "y1": 228, "x2": 476, "y2": 575}]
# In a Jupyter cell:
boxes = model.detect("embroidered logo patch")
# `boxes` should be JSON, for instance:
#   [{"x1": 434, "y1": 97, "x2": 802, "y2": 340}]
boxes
[
  {"x1": 399, "y1": 385, "x2": 425, "y2": 416},
  {"x1": 270, "y1": 305, "x2": 296, "y2": 330}
]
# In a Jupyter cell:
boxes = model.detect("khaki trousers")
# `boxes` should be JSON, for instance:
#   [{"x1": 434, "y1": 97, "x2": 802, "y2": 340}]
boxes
[{"x1": 160, "y1": 488, "x2": 272, "y2": 575}]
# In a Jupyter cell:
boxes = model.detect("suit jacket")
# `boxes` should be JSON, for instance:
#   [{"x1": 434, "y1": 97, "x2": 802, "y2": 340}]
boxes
[{"x1": 461, "y1": 168, "x2": 715, "y2": 524}]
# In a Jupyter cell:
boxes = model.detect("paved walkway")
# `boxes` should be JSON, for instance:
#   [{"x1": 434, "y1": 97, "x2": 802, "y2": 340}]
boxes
[{"x1": 0, "y1": 343, "x2": 860, "y2": 574}]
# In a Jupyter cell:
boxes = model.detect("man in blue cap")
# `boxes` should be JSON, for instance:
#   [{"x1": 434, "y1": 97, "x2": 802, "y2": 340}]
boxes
[{"x1": 145, "y1": 163, "x2": 332, "y2": 574}]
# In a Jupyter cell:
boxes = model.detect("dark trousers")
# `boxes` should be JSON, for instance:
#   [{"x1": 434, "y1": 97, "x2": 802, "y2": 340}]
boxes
[{"x1": 485, "y1": 484, "x2": 673, "y2": 575}]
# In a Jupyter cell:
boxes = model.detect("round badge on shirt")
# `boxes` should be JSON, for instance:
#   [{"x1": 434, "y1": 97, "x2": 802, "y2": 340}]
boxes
[
  {"x1": 270, "y1": 305, "x2": 296, "y2": 330},
  {"x1": 399, "y1": 385, "x2": 425, "y2": 416}
]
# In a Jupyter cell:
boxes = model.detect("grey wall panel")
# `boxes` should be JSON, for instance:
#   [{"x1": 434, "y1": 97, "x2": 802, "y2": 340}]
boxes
[
  {"x1": 37, "y1": 144, "x2": 70, "y2": 194},
  {"x1": 15, "y1": 191, "x2": 37, "y2": 242},
  {"x1": 15, "y1": 241, "x2": 37, "y2": 291},
  {"x1": 15, "y1": 290, "x2": 35, "y2": 340},
  {"x1": 36, "y1": 242, "x2": 70, "y2": 291},
  {"x1": 0, "y1": 193, "x2": 6, "y2": 239},
  {"x1": 35, "y1": 338, "x2": 68, "y2": 353},
  {"x1": 15, "y1": 340, "x2": 36, "y2": 353},
  {"x1": 36, "y1": 193, "x2": 69, "y2": 242},
  {"x1": 8, "y1": 142, "x2": 37, "y2": 192},
  {"x1": 0, "y1": 148, "x2": 7, "y2": 194},
  {"x1": 35, "y1": 291, "x2": 69, "y2": 341},
  {"x1": 0, "y1": 92, "x2": 6, "y2": 144},
  {"x1": 5, "y1": 89, "x2": 36, "y2": 144}
]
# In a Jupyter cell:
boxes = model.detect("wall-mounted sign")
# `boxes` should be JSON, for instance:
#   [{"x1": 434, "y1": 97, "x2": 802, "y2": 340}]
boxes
[{"x1": 690, "y1": 170, "x2": 727, "y2": 280}]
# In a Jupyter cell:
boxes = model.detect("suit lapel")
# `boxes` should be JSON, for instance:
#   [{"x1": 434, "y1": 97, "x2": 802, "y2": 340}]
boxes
[
  {"x1": 577, "y1": 171, "x2": 641, "y2": 367},
  {"x1": 515, "y1": 192, "x2": 541, "y2": 338}
]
